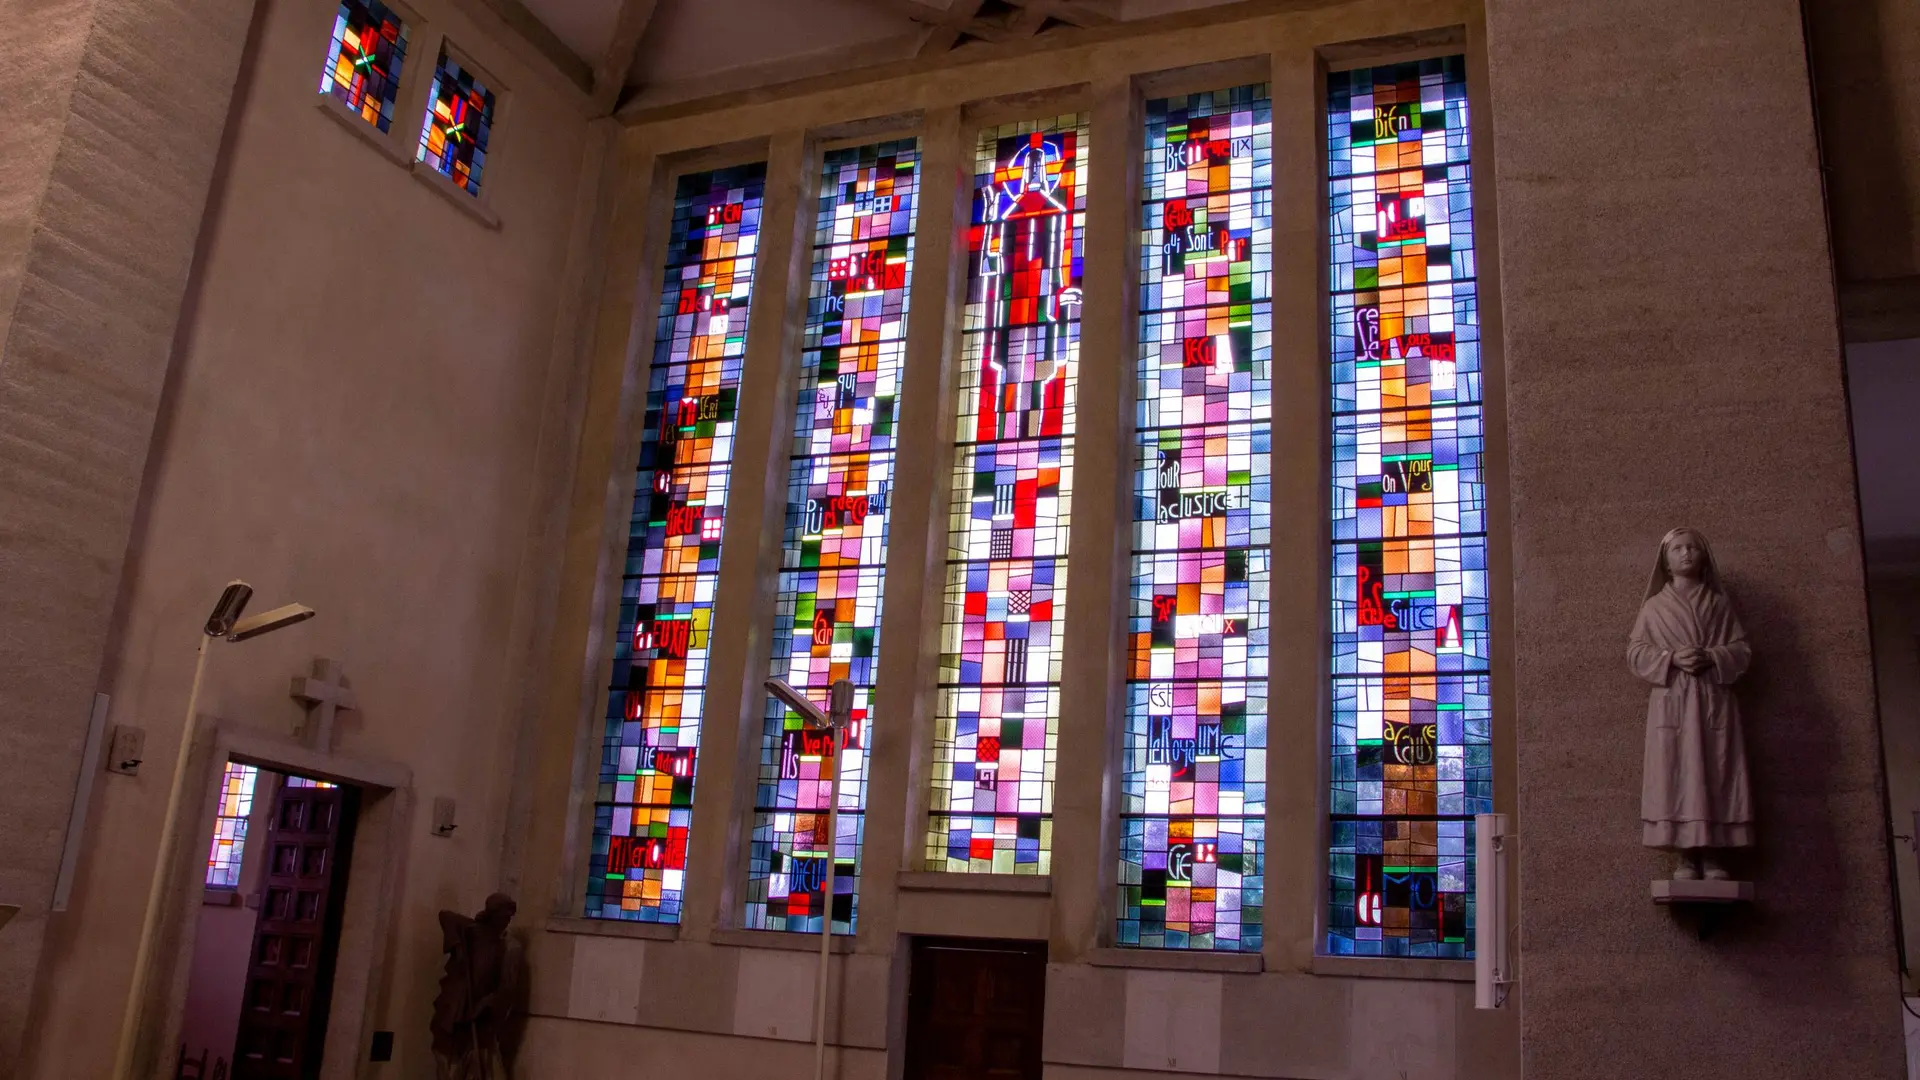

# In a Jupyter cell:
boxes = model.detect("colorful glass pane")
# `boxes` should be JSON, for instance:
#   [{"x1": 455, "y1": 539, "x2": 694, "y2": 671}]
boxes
[
  {"x1": 205, "y1": 762, "x2": 259, "y2": 889},
  {"x1": 926, "y1": 116, "x2": 1087, "y2": 874},
  {"x1": 747, "y1": 140, "x2": 920, "y2": 934},
  {"x1": 1118, "y1": 86, "x2": 1273, "y2": 952},
  {"x1": 285, "y1": 776, "x2": 336, "y2": 788},
  {"x1": 318, "y1": 0, "x2": 409, "y2": 133},
  {"x1": 1326, "y1": 56, "x2": 1489, "y2": 958},
  {"x1": 584, "y1": 163, "x2": 767, "y2": 922},
  {"x1": 415, "y1": 47, "x2": 496, "y2": 197}
]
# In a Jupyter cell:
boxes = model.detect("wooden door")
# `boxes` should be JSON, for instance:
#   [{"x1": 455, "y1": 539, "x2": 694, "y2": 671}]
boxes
[
  {"x1": 232, "y1": 778, "x2": 357, "y2": 1080},
  {"x1": 904, "y1": 938, "x2": 1047, "y2": 1080}
]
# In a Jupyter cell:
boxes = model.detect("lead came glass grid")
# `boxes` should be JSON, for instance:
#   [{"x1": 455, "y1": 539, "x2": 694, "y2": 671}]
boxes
[
  {"x1": 319, "y1": 0, "x2": 409, "y2": 132},
  {"x1": 925, "y1": 116, "x2": 1088, "y2": 874},
  {"x1": 206, "y1": 762, "x2": 259, "y2": 888},
  {"x1": 1118, "y1": 86, "x2": 1273, "y2": 952},
  {"x1": 747, "y1": 140, "x2": 921, "y2": 934},
  {"x1": 584, "y1": 163, "x2": 767, "y2": 922},
  {"x1": 1325, "y1": 57, "x2": 1490, "y2": 958},
  {"x1": 415, "y1": 45, "x2": 496, "y2": 197}
]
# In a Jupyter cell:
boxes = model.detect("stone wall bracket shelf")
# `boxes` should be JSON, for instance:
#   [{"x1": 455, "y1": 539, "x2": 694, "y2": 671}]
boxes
[{"x1": 1652, "y1": 879, "x2": 1755, "y2": 941}]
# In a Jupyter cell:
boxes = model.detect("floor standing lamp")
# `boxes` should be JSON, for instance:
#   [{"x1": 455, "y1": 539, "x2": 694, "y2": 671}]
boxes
[
  {"x1": 112, "y1": 581, "x2": 314, "y2": 1080},
  {"x1": 766, "y1": 677, "x2": 854, "y2": 1080}
]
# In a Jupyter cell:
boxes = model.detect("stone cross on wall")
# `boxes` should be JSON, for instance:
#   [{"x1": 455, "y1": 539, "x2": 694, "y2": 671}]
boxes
[{"x1": 290, "y1": 658, "x2": 357, "y2": 753}]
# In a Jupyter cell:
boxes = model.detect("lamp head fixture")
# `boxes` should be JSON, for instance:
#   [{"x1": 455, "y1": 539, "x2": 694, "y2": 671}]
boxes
[
  {"x1": 203, "y1": 581, "x2": 254, "y2": 638},
  {"x1": 765, "y1": 678, "x2": 830, "y2": 731},
  {"x1": 228, "y1": 603, "x2": 316, "y2": 642}
]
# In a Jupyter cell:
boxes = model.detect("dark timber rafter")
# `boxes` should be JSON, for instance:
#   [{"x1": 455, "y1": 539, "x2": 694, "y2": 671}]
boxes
[{"x1": 850, "y1": 0, "x2": 1117, "y2": 56}]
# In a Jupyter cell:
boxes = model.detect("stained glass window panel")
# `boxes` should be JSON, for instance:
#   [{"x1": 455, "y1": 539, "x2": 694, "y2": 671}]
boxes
[
  {"x1": 319, "y1": 0, "x2": 409, "y2": 133},
  {"x1": 415, "y1": 46, "x2": 496, "y2": 197},
  {"x1": 925, "y1": 116, "x2": 1087, "y2": 875},
  {"x1": 747, "y1": 140, "x2": 920, "y2": 934},
  {"x1": 206, "y1": 762, "x2": 259, "y2": 889},
  {"x1": 1117, "y1": 86, "x2": 1273, "y2": 952},
  {"x1": 584, "y1": 163, "x2": 767, "y2": 922},
  {"x1": 1326, "y1": 56, "x2": 1490, "y2": 959}
]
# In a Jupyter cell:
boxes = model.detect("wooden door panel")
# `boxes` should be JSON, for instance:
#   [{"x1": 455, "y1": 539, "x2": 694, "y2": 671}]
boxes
[
  {"x1": 232, "y1": 779, "x2": 356, "y2": 1080},
  {"x1": 905, "y1": 938, "x2": 1047, "y2": 1080}
]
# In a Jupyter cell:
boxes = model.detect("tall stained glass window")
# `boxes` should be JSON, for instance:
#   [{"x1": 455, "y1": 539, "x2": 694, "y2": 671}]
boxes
[
  {"x1": 1326, "y1": 57, "x2": 1489, "y2": 958},
  {"x1": 206, "y1": 762, "x2": 259, "y2": 889},
  {"x1": 415, "y1": 46, "x2": 496, "y2": 197},
  {"x1": 584, "y1": 164, "x2": 766, "y2": 922},
  {"x1": 1118, "y1": 87, "x2": 1272, "y2": 952},
  {"x1": 926, "y1": 117, "x2": 1087, "y2": 875},
  {"x1": 748, "y1": 140, "x2": 920, "y2": 934},
  {"x1": 319, "y1": 0, "x2": 409, "y2": 132}
]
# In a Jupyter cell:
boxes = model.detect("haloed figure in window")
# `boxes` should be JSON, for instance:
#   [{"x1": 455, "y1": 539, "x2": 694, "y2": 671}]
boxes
[{"x1": 1629, "y1": 527, "x2": 1753, "y2": 881}]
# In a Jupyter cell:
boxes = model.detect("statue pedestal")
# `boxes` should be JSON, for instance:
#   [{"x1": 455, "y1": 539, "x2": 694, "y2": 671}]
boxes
[
  {"x1": 1652, "y1": 879, "x2": 1753, "y2": 940},
  {"x1": 1651, "y1": 879, "x2": 1754, "y2": 904}
]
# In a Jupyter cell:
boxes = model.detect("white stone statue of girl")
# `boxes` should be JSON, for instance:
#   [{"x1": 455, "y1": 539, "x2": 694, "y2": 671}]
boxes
[{"x1": 1628, "y1": 527, "x2": 1753, "y2": 880}]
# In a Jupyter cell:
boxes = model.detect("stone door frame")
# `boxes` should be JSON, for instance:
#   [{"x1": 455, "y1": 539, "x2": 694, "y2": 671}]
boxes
[{"x1": 133, "y1": 718, "x2": 413, "y2": 1080}]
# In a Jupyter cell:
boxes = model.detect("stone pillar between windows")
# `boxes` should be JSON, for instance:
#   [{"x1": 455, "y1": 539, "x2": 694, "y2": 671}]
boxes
[
  {"x1": 1263, "y1": 43, "x2": 1334, "y2": 976},
  {"x1": 858, "y1": 105, "x2": 969, "y2": 946},
  {"x1": 1050, "y1": 76, "x2": 1143, "y2": 960},
  {"x1": 680, "y1": 129, "x2": 819, "y2": 941},
  {"x1": 1484, "y1": 0, "x2": 1905, "y2": 1074}
]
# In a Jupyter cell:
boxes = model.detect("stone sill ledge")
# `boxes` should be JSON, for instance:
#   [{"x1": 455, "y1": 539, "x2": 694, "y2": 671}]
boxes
[
  {"x1": 545, "y1": 916, "x2": 678, "y2": 941},
  {"x1": 895, "y1": 871, "x2": 1052, "y2": 894},
  {"x1": 1309, "y1": 954, "x2": 1473, "y2": 982},
  {"x1": 1087, "y1": 947, "x2": 1263, "y2": 974},
  {"x1": 711, "y1": 927, "x2": 855, "y2": 954},
  {"x1": 314, "y1": 94, "x2": 501, "y2": 229}
]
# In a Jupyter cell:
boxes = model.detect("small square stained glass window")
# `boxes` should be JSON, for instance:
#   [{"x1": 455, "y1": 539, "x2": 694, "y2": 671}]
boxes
[
  {"x1": 416, "y1": 45, "x2": 497, "y2": 198},
  {"x1": 319, "y1": 0, "x2": 409, "y2": 133}
]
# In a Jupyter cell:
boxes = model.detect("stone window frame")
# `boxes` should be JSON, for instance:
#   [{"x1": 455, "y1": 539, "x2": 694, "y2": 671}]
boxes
[{"x1": 552, "y1": 22, "x2": 1511, "y2": 989}]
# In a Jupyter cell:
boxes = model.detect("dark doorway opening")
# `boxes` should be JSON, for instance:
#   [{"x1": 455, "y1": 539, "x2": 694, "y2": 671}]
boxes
[
  {"x1": 903, "y1": 937, "x2": 1047, "y2": 1080},
  {"x1": 178, "y1": 765, "x2": 359, "y2": 1080}
]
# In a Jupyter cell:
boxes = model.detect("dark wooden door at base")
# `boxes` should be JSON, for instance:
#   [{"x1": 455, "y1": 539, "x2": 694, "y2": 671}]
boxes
[
  {"x1": 904, "y1": 938, "x2": 1046, "y2": 1080},
  {"x1": 232, "y1": 779, "x2": 357, "y2": 1080}
]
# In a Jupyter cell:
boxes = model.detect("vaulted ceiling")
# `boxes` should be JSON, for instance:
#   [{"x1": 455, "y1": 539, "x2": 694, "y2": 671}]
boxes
[{"x1": 510, "y1": 0, "x2": 1247, "y2": 112}]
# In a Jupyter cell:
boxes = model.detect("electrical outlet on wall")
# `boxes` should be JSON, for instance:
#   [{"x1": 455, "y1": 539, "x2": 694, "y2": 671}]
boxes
[{"x1": 106, "y1": 725, "x2": 145, "y2": 776}]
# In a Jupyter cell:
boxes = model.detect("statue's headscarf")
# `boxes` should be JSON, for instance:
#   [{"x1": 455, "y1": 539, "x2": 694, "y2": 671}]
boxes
[{"x1": 1645, "y1": 527, "x2": 1721, "y2": 600}]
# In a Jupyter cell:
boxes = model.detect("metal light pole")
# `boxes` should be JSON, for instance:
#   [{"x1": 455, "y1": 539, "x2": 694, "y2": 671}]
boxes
[
  {"x1": 812, "y1": 679, "x2": 853, "y2": 1080},
  {"x1": 764, "y1": 676, "x2": 853, "y2": 1080},
  {"x1": 113, "y1": 582, "x2": 314, "y2": 1080}
]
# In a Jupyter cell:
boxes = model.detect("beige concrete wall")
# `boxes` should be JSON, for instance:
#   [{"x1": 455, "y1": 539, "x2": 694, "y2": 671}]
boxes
[
  {"x1": 13, "y1": 0, "x2": 598, "y2": 1075},
  {"x1": 1484, "y1": 0, "x2": 1906, "y2": 1076},
  {"x1": 0, "y1": 0, "x2": 259, "y2": 1066},
  {"x1": 178, "y1": 899, "x2": 257, "y2": 1072}
]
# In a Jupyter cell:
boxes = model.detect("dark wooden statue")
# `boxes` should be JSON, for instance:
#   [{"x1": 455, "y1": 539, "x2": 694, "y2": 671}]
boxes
[{"x1": 430, "y1": 893, "x2": 525, "y2": 1080}]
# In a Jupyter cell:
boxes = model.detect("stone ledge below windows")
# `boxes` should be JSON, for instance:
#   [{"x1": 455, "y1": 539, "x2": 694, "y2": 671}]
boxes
[
  {"x1": 315, "y1": 95, "x2": 410, "y2": 165},
  {"x1": 711, "y1": 927, "x2": 855, "y2": 954},
  {"x1": 544, "y1": 916, "x2": 678, "y2": 941},
  {"x1": 895, "y1": 871, "x2": 1051, "y2": 894},
  {"x1": 1310, "y1": 954, "x2": 1474, "y2": 982},
  {"x1": 1087, "y1": 947, "x2": 1263, "y2": 974}
]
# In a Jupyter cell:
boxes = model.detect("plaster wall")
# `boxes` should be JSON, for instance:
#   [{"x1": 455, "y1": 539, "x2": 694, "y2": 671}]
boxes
[
  {"x1": 15, "y1": 0, "x2": 599, "y2": 1075},
  {"x1": 1485, "y1": 0, "x2": 1906, "y2": 1076},
  {"x1": 0, "y1": 0, "x2": 259, "y2": 1064},
  {"x1": 178, "y1": 900, "x2": 258, "y2": 1073}
]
